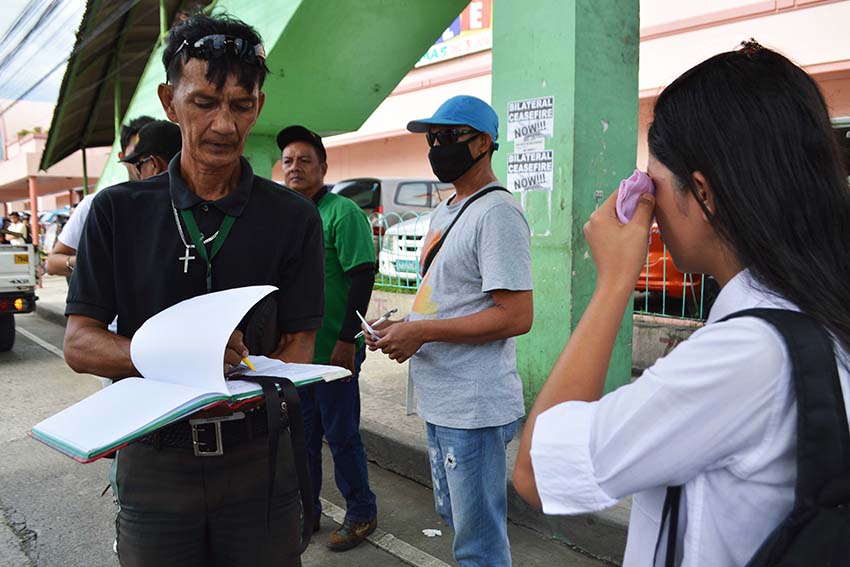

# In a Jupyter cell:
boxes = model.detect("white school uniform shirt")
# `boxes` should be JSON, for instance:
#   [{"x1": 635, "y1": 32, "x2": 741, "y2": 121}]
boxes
[{"x1": 530, "y1": 270, "x2": 850, "y2": 566}]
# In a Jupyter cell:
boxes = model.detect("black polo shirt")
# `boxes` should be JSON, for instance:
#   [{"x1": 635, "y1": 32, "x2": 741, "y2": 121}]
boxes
[{"x1": 66, "y1": 154, "x2": 325, "y2": 341}]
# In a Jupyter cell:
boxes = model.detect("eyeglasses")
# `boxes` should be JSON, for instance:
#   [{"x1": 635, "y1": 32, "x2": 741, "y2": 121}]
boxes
[
  {"x1": 119, "y1": 155, "x2": 154, "y2": 176},
  {"x1": 426, "y1": 128, "x2": 479, "y2": 148},
  {"x1": 171, "y1": 34, "x2": 266, "y2": 67}
]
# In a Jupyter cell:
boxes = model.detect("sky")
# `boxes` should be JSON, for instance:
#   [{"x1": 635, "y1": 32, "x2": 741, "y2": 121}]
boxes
[{"x1": 0, "y1": 0, "x2": 85, "y2": 103}]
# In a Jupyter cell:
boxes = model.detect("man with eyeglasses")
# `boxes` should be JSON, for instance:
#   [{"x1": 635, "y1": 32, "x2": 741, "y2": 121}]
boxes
[
  {"x1": 118, "y1": 115, "x2": 155, "y2": 178},
  {"x1": 364, "y1": 95, "x2": 534, "y2": 566},
  {"x1": 118, "y1": 119, "x2": 182, "y2": 180},
  {"x1": 62, "y1": 14, "x2": 324, "y2": 566},
  {"x1": 46, "y1": 120, "x2": 181, "y2": 279}
]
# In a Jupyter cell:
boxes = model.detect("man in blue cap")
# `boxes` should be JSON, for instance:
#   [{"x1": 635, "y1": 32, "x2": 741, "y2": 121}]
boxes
[{"x1": 364, "y1": 95, "x2": 534, "y2": 566}]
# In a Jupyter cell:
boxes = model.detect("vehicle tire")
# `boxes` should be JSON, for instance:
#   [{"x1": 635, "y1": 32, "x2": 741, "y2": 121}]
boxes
[{"x1": 0, "y1": 314, "x2": 14, "y2": 352}]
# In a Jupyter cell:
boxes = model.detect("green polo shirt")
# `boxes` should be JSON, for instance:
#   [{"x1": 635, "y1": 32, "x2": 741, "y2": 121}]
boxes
[{"x1": 314, "y1": 191, "x2": 376, "y2": 364}]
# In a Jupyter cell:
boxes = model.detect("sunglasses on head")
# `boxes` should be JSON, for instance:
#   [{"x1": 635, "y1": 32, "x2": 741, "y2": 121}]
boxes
[
  {"x1": 426, "y1": 128, "x2": 479, "y2": 148},
  {"x1": 172, "y1": 34, "x2": 266, "y2": 67}
]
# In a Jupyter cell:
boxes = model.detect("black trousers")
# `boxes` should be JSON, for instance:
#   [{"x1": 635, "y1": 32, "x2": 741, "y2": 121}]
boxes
[{"x1": 112, "y1": 432, "x2": 303, "y2": 567}]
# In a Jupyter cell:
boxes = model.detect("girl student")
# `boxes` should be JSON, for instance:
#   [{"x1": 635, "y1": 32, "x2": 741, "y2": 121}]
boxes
[{"x1": 513, "y1": 42, "x2": 850, "y2": 566}]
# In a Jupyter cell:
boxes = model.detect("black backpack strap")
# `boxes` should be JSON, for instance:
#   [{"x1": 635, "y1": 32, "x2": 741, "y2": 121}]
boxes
[
  {"x1": 421, "y1": 185, "x2": 510, "y2": 275},
  {"x1": 250, "y1": 375, "x2": 313, "y2": 554},
  {"x1": 720, "y1": 309, "x2": 850, "y2": 504},
  {"x1": 654, "y1": 485, "x2": 682, "y2": 567}
]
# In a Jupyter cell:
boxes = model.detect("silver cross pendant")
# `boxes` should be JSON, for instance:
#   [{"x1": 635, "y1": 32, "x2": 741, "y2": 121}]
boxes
[{"x1": 179, "y1": 245, "x2": 196, "y2": 273}]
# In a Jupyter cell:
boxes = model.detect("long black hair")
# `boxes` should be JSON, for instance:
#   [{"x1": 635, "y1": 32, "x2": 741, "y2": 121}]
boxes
[{"x1": 648, "y1": 41, "x2": 850, "y2": 352}]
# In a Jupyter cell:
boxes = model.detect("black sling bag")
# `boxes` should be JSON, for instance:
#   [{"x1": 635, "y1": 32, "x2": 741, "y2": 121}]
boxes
[
  {"x1": 239, "y1": 296, "x2": 313, "y2": 553},
  {"x1": 421, "y1": 185, "x2": 510, "y2": 275},
  {"x1": 655, "y1": 308, "x2": 850, "y2": 567},
  {"x1": 249, "y1": 376, "x2": 314, "y2": 555}
]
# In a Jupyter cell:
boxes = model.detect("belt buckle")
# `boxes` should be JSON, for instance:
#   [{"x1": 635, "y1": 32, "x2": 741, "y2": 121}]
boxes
[{"x1": 188, "y1": 412, "x2": 245, "y2": 457}]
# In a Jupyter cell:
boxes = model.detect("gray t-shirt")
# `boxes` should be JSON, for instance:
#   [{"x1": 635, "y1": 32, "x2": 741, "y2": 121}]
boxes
[{"x1": 408, "y1": 182, "x2": 533, "y2": 429}]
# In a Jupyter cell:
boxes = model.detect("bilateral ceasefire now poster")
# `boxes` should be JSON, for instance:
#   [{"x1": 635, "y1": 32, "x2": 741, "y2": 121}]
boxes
[{"x1": 507, "y1": 96, "x2": 555, "y2": 192}]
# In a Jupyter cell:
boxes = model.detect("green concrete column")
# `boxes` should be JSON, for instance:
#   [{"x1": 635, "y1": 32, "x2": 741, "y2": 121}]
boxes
[
  {"x1": 243, "y1": 134, "x2": 279, "y2": 179},
  {"x1": 491, "y1": 0, "x2": 639, "y2": 408}
]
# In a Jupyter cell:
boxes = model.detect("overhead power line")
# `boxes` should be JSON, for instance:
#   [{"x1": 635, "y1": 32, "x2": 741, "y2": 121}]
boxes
[
  {"x1": 0, "y1": 0, "x2": 143, "y2": 117},
  {"x1": 0, "y1": 0, "x2": 65, "y2": 81},
  {"x1": 0, "y1": 0, "x2": 47, "y2": 52}
]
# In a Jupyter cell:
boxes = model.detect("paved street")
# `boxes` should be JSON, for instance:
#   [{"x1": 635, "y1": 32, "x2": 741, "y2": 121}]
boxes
[{"x1": 0, "y1": 312, "x2": 609, "y2": 567}]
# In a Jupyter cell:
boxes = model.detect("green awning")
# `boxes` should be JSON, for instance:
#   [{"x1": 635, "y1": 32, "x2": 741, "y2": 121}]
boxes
[{"x1": 39, "y1": 0, "x2": 208, "y2": 171}]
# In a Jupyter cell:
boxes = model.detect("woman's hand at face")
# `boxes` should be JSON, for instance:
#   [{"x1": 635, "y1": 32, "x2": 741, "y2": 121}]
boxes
[{"x1": 583, "y1": 189, "x2": 655, "y2": 290}]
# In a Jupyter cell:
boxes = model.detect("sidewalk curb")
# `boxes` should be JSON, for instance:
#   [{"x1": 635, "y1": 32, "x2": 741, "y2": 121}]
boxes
[
  {"x1": 360, "y1": 416, "x2": 628, "y2": 565},
  {"x1": 35, "y1": 301, "x2": 68, "y2": 330}
]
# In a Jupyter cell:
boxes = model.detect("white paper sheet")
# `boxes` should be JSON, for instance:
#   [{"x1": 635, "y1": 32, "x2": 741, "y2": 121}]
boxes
[
  {"x1": 130, "y1": 286, "x2": 276, "y2": 393},
  {"x1": 32, "y1": 378, "x2": 216, "y2": 457},
  {"x1": 234, "y1": 356, "x2": 351, "y2": 384}
]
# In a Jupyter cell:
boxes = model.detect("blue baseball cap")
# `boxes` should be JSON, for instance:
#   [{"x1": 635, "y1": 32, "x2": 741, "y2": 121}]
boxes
[{"x1": 407, "y1": 95, "x2": 499, "y2": 150}]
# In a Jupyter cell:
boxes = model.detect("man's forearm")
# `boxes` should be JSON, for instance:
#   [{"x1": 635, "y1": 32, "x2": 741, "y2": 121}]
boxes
[
  {"x1": 271, "y1": 329, "x2": 317, "y2": 363},
  {"x1": 64, "y1": 318, "x2": 137, "y2": 379},
  {"x1": 339, "y1": 266, "x2": 374, "y2": 341},
  {"x1": 416, "y1": 291, "x2": 533, "y2": 345},
  {"x1": 46, "y1": 253, "x2": 72, "y2": 276},
  {"x1": 46, "y1": 242, "x2": 76, "y2": 276}
]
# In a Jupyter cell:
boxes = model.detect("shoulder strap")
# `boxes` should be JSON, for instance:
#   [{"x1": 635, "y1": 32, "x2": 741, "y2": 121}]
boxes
[
  {"x1": 654, "y1": 486, "x2": 682, "y2": 567},
  {"x1": 719, "y1": 309, "x2": 850, "y2": 504},
  {"x1": 421, "y1": 185, "x2": 510, "y2": 275},
  {"x1": 249, "y1": 375, "x2": 313, "y2": 554}
]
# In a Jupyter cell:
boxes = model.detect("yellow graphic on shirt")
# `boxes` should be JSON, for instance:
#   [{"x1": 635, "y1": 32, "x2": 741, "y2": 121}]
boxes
[{"x1": 412, "y1": 227, "x2": 441, "y2": 315}]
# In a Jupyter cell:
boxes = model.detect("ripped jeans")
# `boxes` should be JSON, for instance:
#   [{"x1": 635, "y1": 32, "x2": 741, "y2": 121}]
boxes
[{"x1": 425, "y1": 419, "x2": 521, "y2": 567}]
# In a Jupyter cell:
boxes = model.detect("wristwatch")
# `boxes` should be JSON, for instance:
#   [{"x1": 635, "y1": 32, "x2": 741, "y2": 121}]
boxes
[{"x1": 65, "y1": 256, "x2": 74, "y2": 273}]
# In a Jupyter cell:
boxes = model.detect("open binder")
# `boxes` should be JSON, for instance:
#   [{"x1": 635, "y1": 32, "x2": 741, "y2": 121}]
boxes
[{"x1": 31, "y1": 285, "x2": 349, "y2": 462}]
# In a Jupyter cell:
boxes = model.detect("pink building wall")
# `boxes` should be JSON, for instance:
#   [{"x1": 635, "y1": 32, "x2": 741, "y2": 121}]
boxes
[{"x1": 275, "y1": 1, "x2": 850, "y2": 187}]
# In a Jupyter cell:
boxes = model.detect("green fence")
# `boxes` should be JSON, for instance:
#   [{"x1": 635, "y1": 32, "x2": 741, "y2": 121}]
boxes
[
  {"x1": 633, "y1": 237, "x2": 718, "y2": 321},
  {"x1": 371, "y1": 211, "x2": 715, "y2": 321}
]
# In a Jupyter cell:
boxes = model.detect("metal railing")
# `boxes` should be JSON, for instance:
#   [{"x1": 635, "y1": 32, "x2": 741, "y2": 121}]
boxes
[
  {"x1": 370, "y1": 211, "x2": 715, "y2": 321},
  {"x1": 633, "y1": 242, "x2": 716, "y2": 321}
]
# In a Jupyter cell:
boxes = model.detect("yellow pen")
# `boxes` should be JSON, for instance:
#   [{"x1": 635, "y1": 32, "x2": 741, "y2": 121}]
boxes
[{"x1": 241, "y1": 357, "x2": 256, "y2": 371}]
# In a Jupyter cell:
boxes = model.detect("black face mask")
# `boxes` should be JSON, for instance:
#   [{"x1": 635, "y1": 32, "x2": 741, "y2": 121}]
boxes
[{"x1": 428, "y1": 135, "x2": 488, "y2": 182}]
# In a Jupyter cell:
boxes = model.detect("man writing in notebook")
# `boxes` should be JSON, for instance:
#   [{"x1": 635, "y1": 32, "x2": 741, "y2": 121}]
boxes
[
  {"x1": 277, "y1": 125, "x2": 378, "y2": 550},
  {"x1": 63, "y1": 15, "x2": 324, "y2": 567},
  {"x1": 365, "y1": 95, "x2": 534, "y2": 566}
]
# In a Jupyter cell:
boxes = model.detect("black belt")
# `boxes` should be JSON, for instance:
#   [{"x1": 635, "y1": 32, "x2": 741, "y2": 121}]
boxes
[
  {"x1": 138, "y1": 407, "x2": 270, "y2": 454},
  {"x1": 138, "y1": 377, "x2": 314, "y2": 554}
]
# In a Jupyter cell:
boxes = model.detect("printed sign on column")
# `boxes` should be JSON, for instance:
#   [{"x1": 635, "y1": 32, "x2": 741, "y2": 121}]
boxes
[
  {"x1": 507, "y1": 96, "x2": 554, "y2": 143},
  {"x1": 507, "y1": 150, "x2": 554, "y2": 192}
]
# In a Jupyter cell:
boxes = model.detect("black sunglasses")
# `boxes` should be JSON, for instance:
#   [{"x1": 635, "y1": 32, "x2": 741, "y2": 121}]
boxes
[
  {"x1": 119, "y1": 155, "x2": 154, "y2": 176},
  {"x1": 426, "y1": 128, "x2": 479, "y2": 148},
  {"x1": 171, "y1": 34, "x2": 266, "y2": 67}
]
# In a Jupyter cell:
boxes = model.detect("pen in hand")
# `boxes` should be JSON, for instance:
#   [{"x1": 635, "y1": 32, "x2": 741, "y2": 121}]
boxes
[
  {"x1": 241, "y1": 357, "x2": 256, "y2": 371},
  {"x1": 354, "y1": 308, "x2": 398, "y2": 339},
  {"x1": 355, "y1": 309, "x2": 382, "y2": 341}
]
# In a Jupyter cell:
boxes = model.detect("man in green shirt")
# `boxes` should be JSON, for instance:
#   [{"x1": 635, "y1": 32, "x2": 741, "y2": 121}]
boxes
[{"x1": 277, "y1": 125, "x2": 378, "y2": 551}]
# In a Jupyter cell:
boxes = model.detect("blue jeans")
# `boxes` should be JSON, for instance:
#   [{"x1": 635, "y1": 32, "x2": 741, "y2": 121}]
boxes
[
  {"x1": 299, "y1": 347, "x2": 377, "y2": 522},
  {"x1": 426, "y1": 419, "x2": 521, "y2": 567}
]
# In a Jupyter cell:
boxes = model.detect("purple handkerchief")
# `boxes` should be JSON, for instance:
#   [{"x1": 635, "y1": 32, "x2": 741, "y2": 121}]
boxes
[{"x1": 616, "y1": 169, "x2": 655, "y2": 223}]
